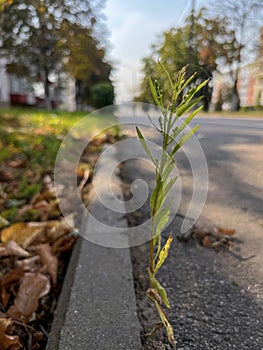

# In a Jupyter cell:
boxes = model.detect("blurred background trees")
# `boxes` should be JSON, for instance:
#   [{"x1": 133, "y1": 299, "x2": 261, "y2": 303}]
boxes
[
  {"x1": 136, "y1": 0, "x2": 263, "y2": 111},
  {"x1": 0, "y1": 0, "x2": 114, "y2": 109}
]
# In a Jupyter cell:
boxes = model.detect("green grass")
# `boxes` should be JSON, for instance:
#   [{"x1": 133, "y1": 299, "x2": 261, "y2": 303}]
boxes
[
  {"x1": 0, "y1": 107, "x2": 116, "y2": 133},
  {"x1": 0, "y1": 107, "x2": 118, "y2": 225},
  {"x1": 0, "y1": 107, "x2": 117, "y2": 170}
]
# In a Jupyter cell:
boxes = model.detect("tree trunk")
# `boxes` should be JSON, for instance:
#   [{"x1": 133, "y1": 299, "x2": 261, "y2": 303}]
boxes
[
  {"x1": 232, "y1": 77, "x2": 240, "y2": 111},
  {"x1": 44, "y1": 68, "x2": 52, "y2": 110},
  {"x1": 75, "y1": 79, "x2": 83, "y2": 110}
]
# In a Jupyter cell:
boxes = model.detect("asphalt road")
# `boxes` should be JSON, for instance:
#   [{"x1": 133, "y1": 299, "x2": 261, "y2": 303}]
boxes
[
  {"x1": 120, "y1": 115, "x2": 263, "y2": 293},
  {"x1": 119, "y1": 115, "x2": 263, "y2": 349}
]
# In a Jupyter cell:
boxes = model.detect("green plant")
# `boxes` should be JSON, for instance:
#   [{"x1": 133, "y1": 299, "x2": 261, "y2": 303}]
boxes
[
  {"x1": 91, "y1": 82, "x2": 115, "y2": 109},
  {"x1": 136, "y1": 63, "x2": 208, "y2": 348}
]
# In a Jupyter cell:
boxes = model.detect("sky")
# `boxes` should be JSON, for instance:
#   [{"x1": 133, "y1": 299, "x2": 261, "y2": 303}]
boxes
[{"x1": 103, "y1": 0, "x2": 208, "y2": 103}]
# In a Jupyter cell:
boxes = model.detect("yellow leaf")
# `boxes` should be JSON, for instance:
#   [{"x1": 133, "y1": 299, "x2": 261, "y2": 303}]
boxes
[
  {"x1": 154, "y1": 301, "x2": 176, "y2": 349},
  {"x1": 1, "y1": 222, "x2": 46, "y2": 248},
  {"x1": 154, "y1": 235, "x2": 173, "y2": 275},
  {"x1": 0, "y1": 318, "x2": 22, "y2": 350},
  {"x1": 0, "y1": 0, "x2": 13, "y2": 11}
]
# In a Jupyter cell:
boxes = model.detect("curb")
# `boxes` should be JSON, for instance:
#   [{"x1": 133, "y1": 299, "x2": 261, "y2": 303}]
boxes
[{"x1": 47, "y1": 144, "x2": 142, "y2": 349}]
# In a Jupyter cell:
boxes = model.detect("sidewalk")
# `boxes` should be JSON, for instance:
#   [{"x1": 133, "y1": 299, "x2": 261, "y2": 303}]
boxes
[{"x1": 47, "y1": 145, "x2": 142, "y2": 350}]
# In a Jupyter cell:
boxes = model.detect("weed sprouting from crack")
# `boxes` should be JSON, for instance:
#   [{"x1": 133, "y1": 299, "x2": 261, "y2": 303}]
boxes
[{"x1": 136, "y1": 62, "x2": 208, "y2": 348}]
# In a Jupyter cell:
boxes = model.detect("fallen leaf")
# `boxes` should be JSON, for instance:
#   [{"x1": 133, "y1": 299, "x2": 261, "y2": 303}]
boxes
[
  {"x1": 1, "y1": 222, "x2": 46, "y2": 248},
  {"x1": 45, "y1": 216, "x2": 73, "y2": 241},
  {"x1": 215, "y1": 227, "x2": 236, "y2": 236},
  {"x1": 0, "y1": 241, "x2": 30, "y2": 258},
  {"x1": 8, "y1": 159, "x2": 25, "y2": 168},
  {"x1": 35, "y1": 244, "x2": 58, "y2": 285},
  {"x1": 33, "y1": 200, "x2": 50, "y2": 221},
  {"x1": 77, "y1": 167, "x2": 90, "y2": 192},
  {"x1": 202, "y1": 236, "x2": 212, "y2": 248},
  {"x1": 0, "y1": 216, "x2": 9, "y2": 230},
  {"x1": 7, "y1": 273, "x2": 50, "y2": 322},
  {"x1": 0, "y1": 168, "x2": 13, "y2": 182},
  {"x1": 16, "y1": 256, "x2": 40, "y2": 271},
  {"x1": 0, "y1": 318, "x2": 22, "y2": 350},
  {"x1": 52, "y1": 235, "x2": 77, "y2": 256},
  {"x1": 1, "y1": 266, "x2": 25, "y2": 287},
  {"x1": 1, "y1": 289, "x2": 11, "y2": 308},
  {"x1": 17, "y1": 204, "x2": 33, "y2": 217}
]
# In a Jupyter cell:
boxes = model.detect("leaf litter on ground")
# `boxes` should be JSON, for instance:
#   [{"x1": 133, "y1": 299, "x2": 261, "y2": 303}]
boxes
[
  {"x1": 0, "y1": 109, "x2": 120, "y2": 349},
  {"x1": 177, "y1": 224, "x2": 237, "y2": 250}
]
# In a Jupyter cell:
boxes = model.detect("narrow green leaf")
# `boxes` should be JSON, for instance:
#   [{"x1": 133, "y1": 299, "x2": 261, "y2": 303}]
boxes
[
  {"x1": 174, "y1": 105, "x2": 203, "y2": 136},
  {"x1": 162, "y1": 159, "x2": 175, "y2": 183},
  {"x1": 150, "y1": 175, "x2": 163, "y2": 215},
  {"x1": 171, "y1": 124, "x2": 199, "y2": 156},
  {"x1": 179, "y1": 71, "x2": 197, "y2": 93},
  {"x1": 136, "y1": 127, "x2": 156, "y2": 165},
  {"x1": 176, "y1": 79, "x2": 208, "y2": 115},
  {"x1": 159, "y1": 61, "x2": 174, "y2": 91},
  {"x1": 176, "y1": 95, "x2": 203, "y2": 117},
  {"x1": 163, "y1": 177, "x2": 177, "y2": 198},
  {"x1": 148, "y1": 269, "x2": 170, "y2": 308},
  {"x1": 147, "y1": 113, "x2": 162, "y2": 134},
  {"x1": 153, "y1": 206, "x2": 170, "y2": 237}
]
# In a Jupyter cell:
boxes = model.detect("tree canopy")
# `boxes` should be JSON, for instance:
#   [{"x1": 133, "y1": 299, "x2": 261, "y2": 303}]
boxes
[
  {"x1": 135, "y1": 6, "x2": 259, "y2": 111},
  {"x1": 0, "y1": 0, "x2": 113, "y2": 108}
]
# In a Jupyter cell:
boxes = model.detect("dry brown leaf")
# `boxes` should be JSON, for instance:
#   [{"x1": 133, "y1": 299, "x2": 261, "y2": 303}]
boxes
[
  {"x1": 0, "y1": 168, "x2": 14, "y2": 182},
  {"x1": 77, "y1": 168, "x2": 90, "y2": 192},
  {"x1": 1, "y1": 289, "x2": 11, "y2": 308},
  {"x1": 52, "y1": 235, "x2": 77, "y2": 255},
  {"x1": 34, "y1": 200, "x2": 49, "y2": 211},
  {"x1": 16, "y1": 256, "x2": 40, "y2": 271},
  {"x1": 8, "y1": 159, "x2": 25, "y2": 168},
  {"x1": 0, "y1": 318, "x2": 22, "y2": 350},
  {"x1": 202, "y1": 236, "x2": 212, "y2": 248},
  {"x1": 0, "y1": 241, "x2": 30, "y2": 258},
  {"x1": 215, "y1": 227, "x2": 236, "y2": 236},
  {"x1": 33, "y1": 200, "x2": 50, "y2": 221},
  {"x1": 1, "y1": 223, "x2": 46, "y2": 248},
  {"x1": 35, "y1": 244, "x2": 58, "y2": 285},
  {"x1": 1, "y1": 266, "x2": 25, "y2": 288},
  {"x1": 45, "y1": 216, "x2": 73, "y2": 241},
  {"x1": 7, "y1": 273, "x2": 50, "y2": 322},
  {"x1": 17, "y1": 204, "x2": 33, "y2": 217}
]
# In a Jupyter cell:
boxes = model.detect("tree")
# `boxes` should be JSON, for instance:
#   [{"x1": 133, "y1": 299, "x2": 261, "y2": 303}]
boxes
[
  {"x1": 212, "y1": 0, "x2": 263, "y2": 110},
  {"x1": 0, "y1": 0, "x2": 12, "y2": 11},
  {"x1": 136, "y1": 8, "x2": 238, "y2": 111},
  {"x1": 91, "y1": 83, "x2": 114, "y2": 108},
  {"x1": 0, "y1": 0, "x2": 110, "y2": 109},
  {"x1": 60, "y1": 22, "x2": 112, "y2": 108}
]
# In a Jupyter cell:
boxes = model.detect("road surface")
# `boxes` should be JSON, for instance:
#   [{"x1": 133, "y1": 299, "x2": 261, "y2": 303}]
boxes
[
  {"x1": 119, "y1": 115, "x2": 263, "y2": 349},
  {"x1": 119, "y1": 114, "x2": 263, "y2": 299}
]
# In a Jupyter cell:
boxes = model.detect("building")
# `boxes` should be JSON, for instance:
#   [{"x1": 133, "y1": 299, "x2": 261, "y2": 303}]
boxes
[
  {"x1": 0, "y1": 59, "x2": 37, "y2": 107},
  {"x1": 238, "y1": 58, "x2": 263, "y2": 107},
  {"x1": 0, "y1": 59, "x2": 76, "y2": 110},
  {"x1": 212, "y1": 27, "x2": 263, "y2": 110}
]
